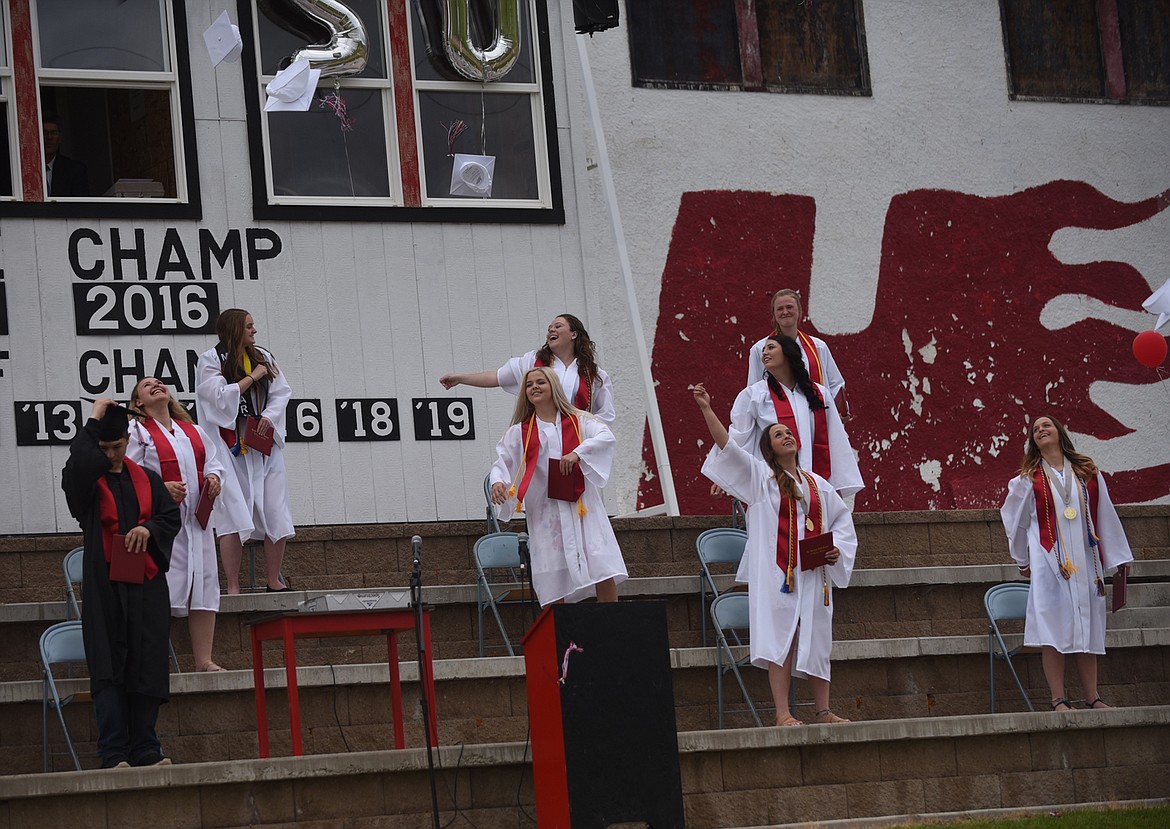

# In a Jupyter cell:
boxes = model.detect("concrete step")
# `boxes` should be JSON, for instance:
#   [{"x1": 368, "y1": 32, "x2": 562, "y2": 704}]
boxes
[
  {"x1": 1, "y1": 564, "x2": 1165, "y2": 681},
  {"x1": 4, "y1": 625, "x2": 1166, "y2": 775},
  {"x1": 2, "y1": 706, "x2": 1167, "y2": 828}
]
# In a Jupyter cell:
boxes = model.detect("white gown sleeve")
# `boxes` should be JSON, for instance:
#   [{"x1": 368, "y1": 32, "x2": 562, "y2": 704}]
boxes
[
  {"x1": 819, "y1": 341, "x2": 846, "y2": 400},
  {"x1": 701, "y1": 439, "x2": 769, "y2": 505},
  {"x1": 572, "y1": 415, "x2": 615, "y2": 489},
  {"x1": 198, "y1": 424, "x2": 226, "y2": 480},
  {"x1": 727, "y1": 385, "x2": 760, "y2": 452},
  {"x1": 127, "y1": 420, "x2": 150, "y2": 465},
  {"x1": 822, "y1": 387, "x2": 864, "y2": 496},
  {"x1": 259, "y1": 352, "x2": 292, "y2": 445},
  {"x1": 1000, "y1": 475, "x2": 1034, "y2": 570},
  {"x1": 819, "y1": 478, "x2": 857, "y2": 588},
  {"x1": 496, "y1": 351, "x2": 537, "y2": 396},
  {"x1": 746, "y1": 337, "x2": 766, "y2": 388},
  {"x1": 490, "y1": 424, "x2": 523, "y2": 520},
  {"x1": 590, "y1": 369, "x2": 616, "y2": 426},
  {"x1": 195, "y1": 348, "x2": 241, "y2": 431},
  {"x1": 1093, "y1": 473, "x2": 1134, "y2": 573}
]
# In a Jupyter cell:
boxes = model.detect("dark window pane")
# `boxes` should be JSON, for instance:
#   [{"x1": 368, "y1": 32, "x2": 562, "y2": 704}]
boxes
[
  {"x1": 627, "y1": 0, "x2": 741, "y2": 88},
  {"x1": 758, "y1": 0, "x2": 868, "y2": 92},
  {"x1": 38, "y1": 0, "x2": 167, "y2": 72},
  {"x1": 409, "y1": 0, "x2": 535, "y2": 84},
  {"x1": 267, "y1": 89, "x2": 390, "y2": 197},
  {"x1": 1001, "y1": 0, "x2": 1105, "y2": 98},
  {"x1": 0, "y1": 105, "x2": 11, "y2": 197},
  {"x1": 417, "y1": 91, "x2": 537, "y2": 200},
  {"x1": 1117, "y1": 0, "x2": 1170, "y2": 100},
  {"x1": 41, "y1": 86, "x2": 177, "y2": 198},
  {"x1": 256, "y1": 0, "x2": 386, "y2": 79}
]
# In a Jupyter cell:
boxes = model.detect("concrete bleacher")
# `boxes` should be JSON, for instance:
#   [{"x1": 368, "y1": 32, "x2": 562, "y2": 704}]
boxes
[{"x1": 0, "y1": 506, "x2": 1167, "y2": 826}]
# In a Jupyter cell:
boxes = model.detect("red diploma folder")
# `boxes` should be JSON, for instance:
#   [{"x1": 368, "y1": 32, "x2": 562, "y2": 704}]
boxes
[
  {"x1": 195, "y1": 479, "x2": 214, "y2": 530},
  {"x1": 546, "y1": 459, "x2": 584, "y2": 502},
  {"x1": 1112, "y1": 565, "x2": 1128, "y2": 613},
  {"x1": 244, "y1": 416, "x2": 274, "y2": 456},
  {"x1": 799, "y1": 532, "x2": 835, "y2": 571},
  {"x1": 108, "y1": 533, "x2": 147, "y2": 584}
]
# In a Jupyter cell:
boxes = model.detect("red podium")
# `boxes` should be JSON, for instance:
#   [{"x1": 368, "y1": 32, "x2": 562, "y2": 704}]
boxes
[{"x1": 521, "y1": 601, "x2": 684, "y2": 828}]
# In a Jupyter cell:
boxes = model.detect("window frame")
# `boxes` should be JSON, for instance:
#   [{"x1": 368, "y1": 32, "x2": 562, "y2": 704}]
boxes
[
  {"x1": 237, "y1": 0, "x2": 564, "y2": 223},
  {"x1": 0, "y1": 0, "x2": 202, "y2": 219}
]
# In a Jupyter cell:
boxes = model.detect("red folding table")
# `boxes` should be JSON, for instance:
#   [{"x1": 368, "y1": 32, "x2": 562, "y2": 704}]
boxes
[{"x1": 248, "y1": 608, "x2": 438, "y2": 757}]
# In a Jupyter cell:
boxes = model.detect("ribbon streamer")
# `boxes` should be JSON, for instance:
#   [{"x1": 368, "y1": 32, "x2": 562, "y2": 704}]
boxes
[
  {"x1": 558, "y1": 641, "x2": 584, "y2": 684},
  {"x1": 445, "y1": 119, "x2": 468, "y2": 156}
]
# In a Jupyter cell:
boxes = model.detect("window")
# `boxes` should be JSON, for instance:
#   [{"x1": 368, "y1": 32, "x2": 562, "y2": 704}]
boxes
[
  {"x1": 0, "y1": 0, "x2": 200, "y2": 217},
  {"x1": 0, "y1": 5, "x2": 14, "y2": 198},
  {"x1": 627, "y1": 0, "x2": 871, "y2": 96},
  {"x1": 240, "y1": 0, "x2": 563, "y2": 221},
  {"x1": 999, "y1": 0, "x2": 1170, "y2": 104}
]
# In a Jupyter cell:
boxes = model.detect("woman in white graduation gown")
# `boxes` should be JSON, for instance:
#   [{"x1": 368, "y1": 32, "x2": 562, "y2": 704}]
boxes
[
  {"x1": 128, "y1": 377, "x2": 228, "y2": 671},
  {"x1": 489, "y1": 367, "x2": 627, "y2": 605},
  {"x1": 745, "y1": 288, "x2": 846, "y2": 404},
  {"x1": 195, "y1": 309, "x2": 294, "y2": 594},
  {"x1": 729, "y1": 335, "x2": 862, "y2": 498},
  {"x1": 1000, "y1": 414, "x2": 1133, "y2": 711},
  {"x1": 695, "y1": 383, "x2": 857, "y2": 726},
  {"x1": 440, "y1": 313, "x2": 615, "y2": 426}
]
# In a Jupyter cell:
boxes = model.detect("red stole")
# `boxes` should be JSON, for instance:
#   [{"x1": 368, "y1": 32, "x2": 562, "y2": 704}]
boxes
[
  {"x1": 511, "y1": 412, "x2": 587, "y2": 515},
  {"x1": 796, "y1": 330, "x2": 824, "y2": 386},
  {"x1": 95, "y1": 459, "x2": 159, "y2": 579},
  {"x1": 142, "y1": 417, "x2": 205, "y2": 492},
  {"x1": 769, "y1": 384, "x2": 831, "y2": 478},
  {"x1": 1031, "y1": 467, "x2": 1103, "y2": 566},
  {"x1": 534, "y1": 354, "x2": 592, "y2": 413},
  {"x1": 776, "y1": 470, "x2": 823, "y2": 593}
]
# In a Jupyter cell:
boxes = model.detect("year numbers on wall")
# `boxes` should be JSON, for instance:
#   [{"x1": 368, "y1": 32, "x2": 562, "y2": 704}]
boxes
[
  {"x1": 285, "y1": 399, "x2": 325, "y2": 442},
  {"x1": 335, "y1": 398, "x2": 400, "y2": 442},
  {"x1": 73, "y1": 283, "x2": 220, "y2": 335},
  {"x1": 14, "y1": 401, "x2": 82, "y2": 446},
  {"x1": 412, "y1": 398, "x2": 475, "y2": 441}
]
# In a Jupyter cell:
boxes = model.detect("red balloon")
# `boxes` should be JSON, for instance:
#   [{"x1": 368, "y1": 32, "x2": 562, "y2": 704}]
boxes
[{"x1": 1133, "y1": 330, "x2": 1168, "y2": 368}]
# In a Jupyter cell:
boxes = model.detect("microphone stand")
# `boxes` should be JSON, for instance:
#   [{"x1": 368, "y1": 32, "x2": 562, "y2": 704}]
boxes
[
  {"x1": 517, "y1": 532, "x2": 539, "y2": 626},
  {"x1": 410, "y1": 536, "x2": 441, "y2": 829}
]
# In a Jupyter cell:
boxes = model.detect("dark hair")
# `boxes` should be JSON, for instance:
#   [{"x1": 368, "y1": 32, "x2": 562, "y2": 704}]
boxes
[
  {"x1": 215, "y1": 308, "x2": 276, "y2": 382},
  {"x1": 764, "y1": 335, "x2": 826, "y2": 411},
  {"x1": 1019, "y1": 415, "x2": 1097, "y2": 479},
  {"x1": 535, "y1": 314, "x2": 599, "y2": 389},
  {"x1": 759, "y1": 424, "x2": 800, "y2": 501}
]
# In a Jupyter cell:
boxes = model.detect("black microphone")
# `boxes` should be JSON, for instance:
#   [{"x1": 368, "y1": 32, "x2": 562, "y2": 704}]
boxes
[
  {"x1": 411, "y1": 535, "x2": 422, "y2": 569},
  {"x1": 517, "y1": 532, "x2": 529, "y2": 569}
]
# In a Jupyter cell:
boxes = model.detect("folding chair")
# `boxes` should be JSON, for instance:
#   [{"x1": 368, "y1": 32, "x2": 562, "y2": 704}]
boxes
[
  {"x1": 40, "y1": 621, "x2": 93, "y2": 771},
  {"x1": 731, "y1": 499, "x2": 746, "y2": 530},
  {"x1": 984, "y1": 583, "x2": 1035, "y2": 713},
  {"x1": 710, "y1": 592, "x2": 762, "y2": 728},
  {"x1": 64, "y1": 547, "x2": 181, "y2": 673},
  {"x1": 483, "y1": 474, "x2": 501, "y2": 534},
  {"x1": 474, "y1": 532, "x2": 535, "y2": 657},
  {"x1": 696, "y1": 527, "x2": 748, "y2": 647}
]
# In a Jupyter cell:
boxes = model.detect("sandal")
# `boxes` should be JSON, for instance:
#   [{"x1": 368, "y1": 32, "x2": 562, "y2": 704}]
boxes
[
  {"x1": 814, "y1": 709, "x2": 850, "y2": 724},
  {"x1": 775, "y1": 715, "x2": 803, "y2": 727},
  {"x1": 199, "y1": 662, "x2": 227, "y2": 673},
  {"x1": 1051, "y1": 698, "x2": 1074, "y2": 711},
  {"x1": 1086, "y1": 697, "x2": 1111, "y2": 709}
]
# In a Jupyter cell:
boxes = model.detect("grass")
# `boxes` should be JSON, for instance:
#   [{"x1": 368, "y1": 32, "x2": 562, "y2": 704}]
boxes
[{"x1": 893, "y1": 806, "x2": 1169, "y2": 828}]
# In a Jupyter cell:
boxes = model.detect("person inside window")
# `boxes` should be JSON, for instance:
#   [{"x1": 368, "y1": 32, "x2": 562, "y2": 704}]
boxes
[{"x1": 43, "y1": 115, "x2": 89, "y2": 196}]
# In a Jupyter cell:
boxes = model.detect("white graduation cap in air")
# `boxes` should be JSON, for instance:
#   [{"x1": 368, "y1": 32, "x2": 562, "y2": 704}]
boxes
[
  {"x1": 264, "y1": 59, "x2": 321, "y2": 112},
  {"x1": 203, "y1": 10, "x2": 243, "y2": 67},
  {"x1": 450, "y1": 153, "x2": 496, "y2": 197},
  {"x1": 1143, "y1": 279, "x2": 1170, "y2": 331}
]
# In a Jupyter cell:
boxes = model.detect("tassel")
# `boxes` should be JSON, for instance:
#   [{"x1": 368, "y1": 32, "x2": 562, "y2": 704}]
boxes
[
  {"x1": 577, "y1": 499, "x2": 587, "y2": 518},
  {"x1": 823, "y1": 574, "x2": 830, "y2": 607},
  {"x1": 1058, "y1": 558, "x2": 1079, "y2": 580},
  {"x1": 1096, "y1": 578, "x2": 1106, "y2": 597}
]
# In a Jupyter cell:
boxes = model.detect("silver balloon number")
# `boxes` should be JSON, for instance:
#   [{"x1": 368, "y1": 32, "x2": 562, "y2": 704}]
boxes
[
  {"x1": 414, "y1": 0, "x2": 522, "y2": 82},
  {"x1": 262, "y1": 0, "x2": 369, "y2": 78}
]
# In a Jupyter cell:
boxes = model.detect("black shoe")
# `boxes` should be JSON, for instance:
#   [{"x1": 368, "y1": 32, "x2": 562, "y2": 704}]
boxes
[
  {"x1": 266, "y1": 579, "x2": 291, "y2": 593},
  {"x1": 101, "y1": 756, "x2": 130, "y2": 769},
  {"x1": 130, "y1": 751, "x2": 172, "y2": 767}
]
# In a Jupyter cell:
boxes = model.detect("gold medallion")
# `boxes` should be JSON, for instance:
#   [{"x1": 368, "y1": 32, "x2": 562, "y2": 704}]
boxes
[
  {"x1": 1063, "y1": 506, "x2": 1077, "y2": 520},
  {"x1": 806, "y1": 518, "x2": 815, "y2": 532}
]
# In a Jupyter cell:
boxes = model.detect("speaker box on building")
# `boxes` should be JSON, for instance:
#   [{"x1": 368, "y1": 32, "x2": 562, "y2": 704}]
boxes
[{"x1": 573, "y1": 0, "x2": 620, "y2": 35}]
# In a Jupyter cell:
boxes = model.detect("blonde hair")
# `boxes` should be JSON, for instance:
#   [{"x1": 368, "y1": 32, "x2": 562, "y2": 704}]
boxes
[
  {"x1": 770, "y1": 288, "x2": 803, "y2": 335},
  {"x1": 129, "y1": 377, "x2": 193, "y2": 424},
  {"x1": 509, "y1": 367, "x2": 580, "y2": 425}
]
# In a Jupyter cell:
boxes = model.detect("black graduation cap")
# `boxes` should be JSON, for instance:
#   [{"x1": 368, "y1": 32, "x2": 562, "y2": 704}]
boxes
[{"x1": 95, "y1": 402, "x2": 144, "y2": 441}]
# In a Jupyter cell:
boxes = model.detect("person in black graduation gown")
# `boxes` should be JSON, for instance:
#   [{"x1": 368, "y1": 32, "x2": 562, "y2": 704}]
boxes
[{"x1": 61, "y1": 398, "x2": 180, "y2": 768}]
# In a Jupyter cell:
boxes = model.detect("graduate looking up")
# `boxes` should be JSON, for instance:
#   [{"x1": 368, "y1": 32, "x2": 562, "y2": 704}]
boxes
[{"x1": 61, "y1": 398, "x2": 180, "y2": 768}]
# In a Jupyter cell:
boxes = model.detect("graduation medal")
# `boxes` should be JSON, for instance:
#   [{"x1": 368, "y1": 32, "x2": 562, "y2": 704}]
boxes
[{"x1": 1064, "y1": 506, "x2": 1077, "y2": 520}]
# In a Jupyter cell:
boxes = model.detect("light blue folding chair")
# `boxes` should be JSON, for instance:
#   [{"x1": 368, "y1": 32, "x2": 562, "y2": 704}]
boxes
[
  {"x1": 483, "y1": 475, "x2": 502, "y2": 534},
  {"x1": 40, "y1": 621, "x2": 92, "y2": 771},
  {"x1": 711, "y1": 592, "x2": 762, "y2": 728},
  {"x1": 475, "y1": 532, "x2": 535, "y2": 656},
  {"x1": 985, "y1": 583, "x2": 1035, "y2": 713},
  {"x1": 696, "y1": 528, "x2": 748, "y2": 647}
]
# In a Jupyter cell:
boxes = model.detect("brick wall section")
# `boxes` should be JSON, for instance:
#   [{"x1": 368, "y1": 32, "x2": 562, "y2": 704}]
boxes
[{"x1": 2, "y1": 506, "x2": 1167, "y2": 605}]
